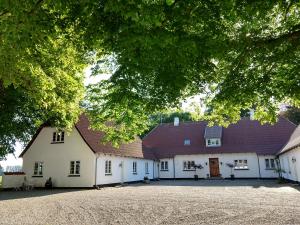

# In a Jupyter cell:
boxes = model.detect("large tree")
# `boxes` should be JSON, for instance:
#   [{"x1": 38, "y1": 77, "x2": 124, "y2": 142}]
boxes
[{"x1": 1, "y1": 0, "x2": 300, "y2": 154}]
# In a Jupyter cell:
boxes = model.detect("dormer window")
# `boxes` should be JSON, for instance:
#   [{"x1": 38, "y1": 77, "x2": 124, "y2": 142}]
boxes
[
  {"x1": 204, "y1": 125, "x2": 222, "y2": 147},
  {"x1": 206, "y1": 138, "x2": 221, "y2": 147},
  {"x1": 184, "y1": 139, "x2": 191, "y2": 146},
  {"x1": 52, "y1": 131, "x2": 65, "y2": 143}
]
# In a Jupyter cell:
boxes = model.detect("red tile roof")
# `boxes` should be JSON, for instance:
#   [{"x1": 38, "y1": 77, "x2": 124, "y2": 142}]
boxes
[
  {"x1": 278, "y1": 124, "x2": 300, "y2": 155},
  {"x1": 142, "y1": 118, "x2": 296, "y2": 158}
]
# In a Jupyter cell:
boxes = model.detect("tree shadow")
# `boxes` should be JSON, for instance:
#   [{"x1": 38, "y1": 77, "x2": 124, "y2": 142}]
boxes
[
  {"x1": 131, "y1": 179, "x2": 300, "y2": 191},
  {"x1": 0, "y1": 188, "x2": 91, "y2": 201}
]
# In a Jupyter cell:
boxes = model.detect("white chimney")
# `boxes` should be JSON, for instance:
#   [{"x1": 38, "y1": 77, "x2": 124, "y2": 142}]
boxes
[
  {"x1": 249, "y1": 109, "x2": 255, "y2": 120},
  {"x1": 174, "y1": 117, "x2": 179, "y2": 126}
]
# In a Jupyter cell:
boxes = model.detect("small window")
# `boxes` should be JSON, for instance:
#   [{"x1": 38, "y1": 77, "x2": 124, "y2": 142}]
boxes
[
  {"x1": 184, "y1": 139, "x2": 191, "y2": 146},
  {"x1": 145, "y1": 162, "x2": 149, "y2": 174},
  {"x1": 265, "y1": 159, "x2": 275, "y2": 169},
  {"x1": 52, "y1": 131, "x2": 65, "y2": 143},
  {"x1": 33, "y1": 162, "x2": 43, "y2": 176},
  {"x1": 183, "y1": 161, "x2": 195, "y2": 170},
  {"x1": 133, "y1": 161, "x2": 137, "y2": 174},
  {"x1": 234, "y1": 159, "x2": 248, "y2": 169},
  {"x1": 206, "y1": 138, "x2": 221, "y2": 147},
  {"x1": 70, "y1": 161, "x2": 80, "y2": 175},
  {"x1": 160, "y1": 161, "x2": 168, "y2": 171},
  {"x1": 105, "y1": 160, "x2": 112, "y2": 175}
]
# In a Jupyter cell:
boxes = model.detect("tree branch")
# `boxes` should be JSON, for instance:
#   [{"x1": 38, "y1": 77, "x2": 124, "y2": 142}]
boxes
[{"x1": 28, "y1": 0, "x2": 45, "y2": 14}]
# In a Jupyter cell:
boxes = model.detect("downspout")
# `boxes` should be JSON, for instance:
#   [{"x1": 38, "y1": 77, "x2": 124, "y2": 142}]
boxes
[
  {"x1": 257, "y1": 154, "x2": 261, "y2": 179},
  {"x1": 173, "y1": 157, "x2": 176, "y2": 180},
  {"x1": 95, "y1": 156, "x2": 98, "y2": 187},
  {"x1": 152, "y1": 161, "x2": 155, "y2": 180}
]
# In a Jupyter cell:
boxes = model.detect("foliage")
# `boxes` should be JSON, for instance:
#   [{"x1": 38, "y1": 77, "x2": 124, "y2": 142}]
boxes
[
  {"x1": 0, "y1": 1, "x2": 87, "y2": 157},
  {"x1": 140, "y1": 110, "x2": 197, "y2": 138},
  {"x1": 85, "y1": 0, "x2": 300, "y2": 144},
  {"x1": 281, "y1": 106, "x2": 300, "y2": 124},
  {"x1": 1, "y1": 1, "x2": 300, "y2": 152}
]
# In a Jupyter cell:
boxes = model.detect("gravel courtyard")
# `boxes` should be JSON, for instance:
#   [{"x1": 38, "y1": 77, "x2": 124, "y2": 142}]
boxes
[{"x1": 0, "y1": 180, "x2": 299, "y2": 225}]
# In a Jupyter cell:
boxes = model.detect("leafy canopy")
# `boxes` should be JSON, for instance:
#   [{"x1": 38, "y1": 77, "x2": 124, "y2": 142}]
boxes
[{"x1": 1, "y1": 0, "x2": 300, "y2": 155}]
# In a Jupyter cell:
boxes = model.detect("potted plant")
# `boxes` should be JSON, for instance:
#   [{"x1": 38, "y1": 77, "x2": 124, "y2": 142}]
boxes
[
  {"x1": 144, "y1": 176, "x2": 150, "y2": 184},
  {"x1": 193, "y1": 164, "x2": 203, "y2": 180},
  {"x1": 226, "y1": 163, "x2": 235, "y2": 180}
]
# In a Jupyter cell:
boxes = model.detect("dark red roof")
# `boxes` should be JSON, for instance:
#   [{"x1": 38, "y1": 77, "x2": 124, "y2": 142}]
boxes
[
  {"x1": 278, "y1": 124, "x2": 300, "y2": 155},
  {"x1": 75, "y1": 115, "x2": 156, "y2": 159},
  {"x1": 142, "y1": 118, "x2": 296, "y2": 158}
]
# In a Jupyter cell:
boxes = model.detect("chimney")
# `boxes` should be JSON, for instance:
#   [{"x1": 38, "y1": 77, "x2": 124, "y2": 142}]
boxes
[
  {"x1": 249, "y1": 109, "x2": 255, "y2": 120},
  {"x1": 174, "y1": 117, "x2": 179, "y2": 126}
]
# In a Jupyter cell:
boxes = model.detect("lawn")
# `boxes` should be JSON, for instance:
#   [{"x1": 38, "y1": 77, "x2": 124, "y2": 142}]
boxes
[{"x1": 0, "y1": 180, "x2": 299, "y2": 225}]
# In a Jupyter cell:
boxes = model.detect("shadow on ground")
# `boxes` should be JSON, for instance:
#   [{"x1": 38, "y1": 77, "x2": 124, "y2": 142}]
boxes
[
  {"x1": 0, "y1": 188, "x2": 90, "y2": 201},
  {"x1": 0, "y1": 179, "x2": 299, "y2": 201}
]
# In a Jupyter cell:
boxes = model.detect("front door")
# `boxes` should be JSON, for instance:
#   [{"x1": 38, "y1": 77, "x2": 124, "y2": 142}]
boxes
[{"x1": 209, "y1": 158, "x2": 220, "y2": 177}]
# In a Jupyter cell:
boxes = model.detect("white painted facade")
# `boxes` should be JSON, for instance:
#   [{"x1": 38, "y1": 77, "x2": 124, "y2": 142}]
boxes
[
  {"x1": 22, "y1": 127, "x2": 96, "y2": 187},
  {"x1": 279, "y1": 147, "x2": 300, "y2": 182},
  {"x1": 19, "y1": 124, "x2": 295, "y2": 188},
  {"x1": 95, "y1": 154, "x2": 154, "y2": 185},
  {"x1": 157, "y1": 153, "x2": 278, "y2": 179}
]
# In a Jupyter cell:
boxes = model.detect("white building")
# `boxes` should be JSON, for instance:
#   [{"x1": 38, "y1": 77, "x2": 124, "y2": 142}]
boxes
[
  {"x1": 19, "y1": 115, "x2": 157, "y2": 188},
  {"x1": 18, "y1": 115, "x2": 297, "y2": 188},
  {"x1": 278, "y1": 125, "x2": 300, "y2": 183}
]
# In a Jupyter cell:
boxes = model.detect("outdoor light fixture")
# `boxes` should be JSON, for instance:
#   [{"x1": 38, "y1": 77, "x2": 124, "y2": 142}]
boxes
[{"x1": 292, "y1": 157, "x2": 296, "y2": 163}]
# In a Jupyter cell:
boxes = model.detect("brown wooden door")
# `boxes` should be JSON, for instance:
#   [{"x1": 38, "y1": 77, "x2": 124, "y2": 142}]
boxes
[{"x1": 209, "y1": 158, "x2": 220, "y2": 177}]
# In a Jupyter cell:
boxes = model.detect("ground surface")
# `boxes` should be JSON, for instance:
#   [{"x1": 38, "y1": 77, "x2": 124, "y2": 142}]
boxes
[{"x1": 0, "y1": 180, "x2": 299, "y2": 225}]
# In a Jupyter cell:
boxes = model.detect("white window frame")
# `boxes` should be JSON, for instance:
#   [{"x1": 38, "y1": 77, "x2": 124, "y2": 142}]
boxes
[
  {"x1": 105, "y1": 160, "x2": 112, "y2": 175},
  {"x1": 160, "y1": 161, "x2": 169, "y2": 171},
  {"x1": 206, "y1": 138, "x2": 221, "y2": 147},
  {"x1": 145, "y1": 162, "x2": 149, "y2": 174},
  {"x1": 184, "y1": 139, "x2": 191, "y2": 146},
  {"x1": 183, "y1": 161, "x2": 195, "y2": 171},
  {"x1": 234, "y1": 159, "x2": 248, "y2": 170},
  {"x1": 33, "y1": 162, "x2": 43, "y2": 176},
  {"x1": 69, "y1": 160, "x2": 80, "y2": 176},
  {"x1": 265, "y1": 158, "x2": 276, "y2": 170},
  {"x1": 52, "y1": 131, "x2": 65, "y2": 143},
  {"x1": 133, "y1": 161, "x2": 137, "y2": 174}
]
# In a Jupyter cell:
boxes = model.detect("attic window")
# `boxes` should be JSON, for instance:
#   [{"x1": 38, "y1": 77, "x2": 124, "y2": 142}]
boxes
[
  {"x1": 206, "y1": 138, "x2": 221, "y2": 147},
  {"x1": 52, "y1": 131, "x2": 65, "y2": 143},
  {"x1": 184, "y1": 139, "x2": 191, "y2": 146}
]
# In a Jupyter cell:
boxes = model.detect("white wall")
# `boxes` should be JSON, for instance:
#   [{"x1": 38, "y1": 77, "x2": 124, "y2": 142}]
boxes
[
  {"x1": 158, "y1": 158, "x2": 174, "y2": 179},
  {"x1": 2, "y1": 174, "x2": 25, "y2": 189},
  {"x1": 279, "y1": 147, "x2": 300, "y2": 182},
  {"x1": 96, "y1": 154, "x2": 154, "y2": 185},
  {"x1": 258, "y1": 155, "x2": 278, "y2": 178},
  {"x1": 159, "y1": 153, "x2": 260, "y2": 179},
  {"x1": 22, "y1": 127, "x2": 96, "y2": 187}
]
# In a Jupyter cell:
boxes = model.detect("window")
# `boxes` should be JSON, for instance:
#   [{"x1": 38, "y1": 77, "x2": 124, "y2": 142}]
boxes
[
  {"x1": 234, "y1": 160, "x2": 248, "y2": 169},
  {"x1": 33, "y1": 162, "x2": 43, "y2": 176},
  {"x1": 183, "y1": 161, "x2": 195, "y2": 170},
  {"x1": 133, "y1": 162, "x2": 137, "y2": 174},
  {"x1": 70, "y1": 161, "x2": 80, "y2": 175},
  {"x1": 265, "y1": 158, "x2": 275, "y2": 169},
  {"x1": 52, "y1": 131, "x2": 65, "y2": 143},
  {"x1": 105, "y1": 160, "x2": 112, "y2": 175},
  {"x1": 206, "y1": 138, "x2": 221, "y2": 147},
  {"x1": 184, "y1": 139, "x2": 191, "y2": 146},
  {"x1": 145, "y1": 162, "x2": 149, "y2": 174},
  {"x1": 160, "y1": 161, "x2": 168, "y2": 171}
]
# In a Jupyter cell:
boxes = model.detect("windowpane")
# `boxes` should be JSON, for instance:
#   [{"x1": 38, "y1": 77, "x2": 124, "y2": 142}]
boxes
[
  {"x1": 34, "y1": 162, "x2": 38, "y2": 175},
  {"x1": 52, "y1": 132, "x2": 56, "y2": 142},
  {"x1": 75, "y1": 161, "x2": 80, "y2": 174},
  {"x1": 270, "y1": 159, "x2": 275, "y2": 169},
  {"x1": 165, "y1": 161, "x2": 168, "y2": 170},
  {"x1": 61, "y1": 132, "x2": 65, "y2": 142},
  {"x1": 265, "y1": 159, "x2": 270, "y2": 169},
  {"x1": 234, "y1": 159, "x2": 248, "y2": 169},
  {"x1": 70, "y1": 161, "x2": 75, "y2": 174}
]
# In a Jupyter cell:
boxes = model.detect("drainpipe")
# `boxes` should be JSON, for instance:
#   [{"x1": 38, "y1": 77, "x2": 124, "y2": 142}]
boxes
[
  {"x1": 173, "y1": 158, "x2": 176, "y2": 180},
  {"x1": 95, "y1": 156, "x2": 98, "y2": 187},
  {"x1": 256, "y1": 154, "x2": 261, "y2": 179},
  {"x1": 152, "y1": 161, "x2": 155, "y2": 180}
]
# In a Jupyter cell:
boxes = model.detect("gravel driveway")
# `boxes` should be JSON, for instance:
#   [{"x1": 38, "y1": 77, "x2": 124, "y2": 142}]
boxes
[{"x1": 0, "y1": 179, "x2": 299, "y2": 225}]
